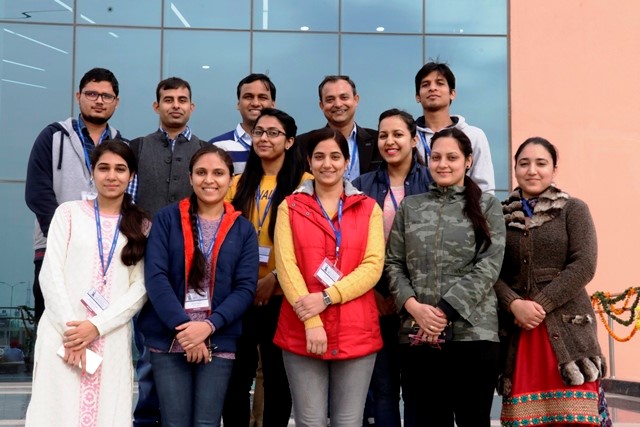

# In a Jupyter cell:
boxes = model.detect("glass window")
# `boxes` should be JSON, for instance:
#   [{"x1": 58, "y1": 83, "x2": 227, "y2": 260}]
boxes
[
  {"x1": 162, "y1": 30, "x2": 251, "y2": 140},
  {"x1": 0, "y1": 24, "x2": 73, "y2": 179},
  {"x1": 342, "y1": 0, "x2": 422, "y2": 34},
  {"x1": 342, "y1": 34, "x2": 424, "y2": 129},
  {"x1": 252, "y1": 0, "x2": 338, "y2": 32},
  {"x1": 253, "y1": 32, "x2": 339, "y2": 133},
  {"x1": 0, "y1": 183, "x2": 36, "y2": 309},
  {"x1": 164, "y1": 0, "x2": 250, "y2": 30},
  {"x1": 74, "y1": 27, "x2": 162, "y2": 139},
  {"x1": 425, "y1": 36, "x2": 509, "y2": 192},
  {"x1": 0, "y1": 1, "x2": 73, "y2": 24},
  {"x1": 426, "y1": 0, "x2": 507, "y2": 35},
  {"x1": 77, "y1": 0, "x2": 161, "y2": 27}
]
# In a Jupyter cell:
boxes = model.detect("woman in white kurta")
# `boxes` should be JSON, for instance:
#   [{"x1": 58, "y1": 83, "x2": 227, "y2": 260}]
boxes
[{"x1": 26, "y1": 140, "x2": 150, "y2": 427}]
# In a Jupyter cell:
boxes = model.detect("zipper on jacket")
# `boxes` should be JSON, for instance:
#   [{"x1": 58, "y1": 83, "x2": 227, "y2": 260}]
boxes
[{"x1": 433, "y1": 190, "x2": 447, "y2": 302}]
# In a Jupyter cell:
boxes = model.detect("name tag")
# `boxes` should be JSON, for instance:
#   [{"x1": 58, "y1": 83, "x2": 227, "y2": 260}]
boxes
[
  {"x1": 185, "y1": 288, "x2": 210, "y2": 311},
  {"x1": 259, "y1": 246, "x2": 272, "y2": 264},
  {"x1": 81, "y1": 287, "x2": 109, "y2": 315},
  {"x1": 314, "y1": 258, "x2": 343, "y2": 288}
]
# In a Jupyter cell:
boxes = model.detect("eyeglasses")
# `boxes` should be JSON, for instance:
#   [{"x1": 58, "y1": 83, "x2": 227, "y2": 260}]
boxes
[
  {"x1": 251, "y1": 128, "x2": 286, "y2": 139},
  {"x1": 82, "y1": 91, "x2": 117, "y2": 104}
]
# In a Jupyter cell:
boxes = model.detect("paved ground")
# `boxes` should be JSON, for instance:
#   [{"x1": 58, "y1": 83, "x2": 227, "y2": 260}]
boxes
[{"x1": 1, "y1": 381, "x2": 638, "y2": 426}]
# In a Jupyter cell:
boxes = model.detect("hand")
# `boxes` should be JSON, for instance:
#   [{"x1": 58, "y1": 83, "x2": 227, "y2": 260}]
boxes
[
  {"x1": 254, "y1": 273, "x2": 277, "y2": 306},
  {"x1": 175, "y1": 321, "x2": 213, "y2": 350},
  {"x1": 409, "y1": 327, "x2": 442, "y2": 346},
  {"x1": 63, "y1": 347, "x2": 88, "y2": 375},
  {"x1": 294, "y1": 293, "x2": 327, "y2": 322},
  {"x1": 64, "y1": 320, "x2": 99, "y2": 351},
  {"x1": 374, "y1": 291, "x2": 396, "y2": 316},
  {"x1": 404, "y1": 298, "x2": 448, "y2": 335},
  {"x1": 510, "y1": 299, "x2": 546, "y2": 330},
  {"x1": 185, "y1": 342, "x2": 210, "y2": 364},
  {"x1": 305, "y1": 326, "x2": 327, "y2": 355}
]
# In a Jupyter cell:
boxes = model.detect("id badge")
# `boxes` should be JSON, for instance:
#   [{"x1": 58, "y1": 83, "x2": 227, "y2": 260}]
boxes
[
  {"x1": 81, "y1": 287, "x2": 110, "y2": 315},
  {"x1": 258, "y1": 246, "x2": 272, "y2": 264},
  {"x1": 185, "y1": 288, "x2": 210, "y2": 311},
  {"x1": 314, "y1": 257, "x2": 343, "y2": 288}
]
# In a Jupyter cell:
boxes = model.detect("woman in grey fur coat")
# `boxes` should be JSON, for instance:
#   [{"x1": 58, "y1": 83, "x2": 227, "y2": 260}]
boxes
[{"x1": 494, "y1": 137, "x2": 610, "y2": 426}]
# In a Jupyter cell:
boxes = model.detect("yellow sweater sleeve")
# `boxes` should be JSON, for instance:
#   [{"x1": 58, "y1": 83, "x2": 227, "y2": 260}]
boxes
[
  {"x1": 324, "y1": 204, "x2": 384, "y2": 304},
  {"x1": 274, "y1": 200, "x2": 323, "y2": 329}
]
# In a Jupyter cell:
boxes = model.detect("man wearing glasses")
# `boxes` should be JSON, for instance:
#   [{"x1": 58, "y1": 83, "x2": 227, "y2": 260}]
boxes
[
  {"x1": 296, "y1": 75, "x2": 382, "y2": 181},
  {"x1": 25, "y1": 67, "x2": 122, "y2": 324}
]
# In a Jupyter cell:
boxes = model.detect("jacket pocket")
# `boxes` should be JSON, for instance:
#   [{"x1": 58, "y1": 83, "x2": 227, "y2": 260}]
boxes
[{"x1": 533, "y1": 267, "x2": 561, "y2": 285}]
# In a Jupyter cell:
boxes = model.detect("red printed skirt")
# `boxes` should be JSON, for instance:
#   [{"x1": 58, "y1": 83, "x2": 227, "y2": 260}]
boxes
[{"x1": 501, "y1": 324, "x2": 600, "y2": 426}]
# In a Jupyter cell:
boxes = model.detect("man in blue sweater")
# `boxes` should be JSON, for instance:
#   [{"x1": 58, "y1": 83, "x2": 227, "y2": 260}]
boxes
[{"x1": 25, "y1": 67, "x2": 122, "y2": 323}]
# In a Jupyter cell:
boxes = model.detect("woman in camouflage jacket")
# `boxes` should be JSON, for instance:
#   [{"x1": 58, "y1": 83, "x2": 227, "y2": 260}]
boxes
[{"x1": 386, "y1": 127, "x2": 506, "y2": 427}]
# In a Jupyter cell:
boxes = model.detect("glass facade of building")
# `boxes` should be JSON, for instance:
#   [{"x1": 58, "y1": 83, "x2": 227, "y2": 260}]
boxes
[{"x1": 0, "y1": 0, "x2": 507, "y2": 368}]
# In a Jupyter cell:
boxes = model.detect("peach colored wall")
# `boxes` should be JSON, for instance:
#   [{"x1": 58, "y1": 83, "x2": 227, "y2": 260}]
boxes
[{"x1": 510, "y1": 0, "x2": 640, "y2": 382}]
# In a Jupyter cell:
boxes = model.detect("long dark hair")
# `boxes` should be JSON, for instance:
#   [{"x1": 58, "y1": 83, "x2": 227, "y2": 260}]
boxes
[
  {"x1": 186, "y1": 145, "x2": 234, "y2": 291},
  {"x1": 431, "y1": 128, "x2": 491, "y2": 252},
  {"x1": 232, "y1": 108, "x2": 304, "y2": 241},
  {"x1": 90, "y1": 140, "x2": 150, "y2": 265}
]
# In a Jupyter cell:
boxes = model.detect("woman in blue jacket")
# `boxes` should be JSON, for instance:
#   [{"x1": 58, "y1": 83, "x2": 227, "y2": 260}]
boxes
[
  {"x1": 352, "y1": 108, "x2": 432, "y2": 427},
  {"x1": 138, "y1": 145, "x2": 259, "y2": 427}
]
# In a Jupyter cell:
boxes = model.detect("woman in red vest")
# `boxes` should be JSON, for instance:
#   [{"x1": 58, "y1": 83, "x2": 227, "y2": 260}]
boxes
[{"x1": 274, "y1": 127, "x2": 384, "y2": 426}]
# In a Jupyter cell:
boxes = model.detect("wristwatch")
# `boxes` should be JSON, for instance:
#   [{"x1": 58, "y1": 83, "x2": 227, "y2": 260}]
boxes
[{"x1": 322, "y1": 290, "x2": 332, "y2": 306}]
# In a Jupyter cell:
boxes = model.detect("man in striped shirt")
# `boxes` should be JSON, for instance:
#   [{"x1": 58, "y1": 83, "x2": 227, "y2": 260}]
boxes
[{"x1": 209, "y1": 73, "x2": 276, "y2": 174}]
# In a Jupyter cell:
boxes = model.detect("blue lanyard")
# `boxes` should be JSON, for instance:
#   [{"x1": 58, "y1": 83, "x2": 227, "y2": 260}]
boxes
[
  {"x1": 315, "y1": 196, "x2": 343, "y2": 261},
  {"x1": 196, "y1": 213, "x2": 224, "y2": 259},
  {"x1": 386, "y1": 175, "x2": 400, "y2": 211},
  {"x1": 418, "y1": 131, "x2": 431, "y2": 159},
  {"x1": 74, "y1": 121, "x2": 109, "y2": 173},
  {"x1": 521, "y1": 198, "x2": 535, "y2": 218},
  {"x1": 94, "y1": 199, "x2": 122, "y2": 285},
  {"x1": 234, "y1": 129, "x2": 251, "y2": 150},
  {"x1": 255, "y1": 184, "x2": 275, "y2": 235}
]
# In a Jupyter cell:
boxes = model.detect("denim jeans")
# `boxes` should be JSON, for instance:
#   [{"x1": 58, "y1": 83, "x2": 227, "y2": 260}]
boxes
[
  {"x1": 150, "y1": 352, "x2": 234, "y2": 427},
  {"x1": 284, "y1": 351, "x2": 376, "y2": 427},
  {"x1": 133, "y1": 324, "x2": 161, "y2": 427}
]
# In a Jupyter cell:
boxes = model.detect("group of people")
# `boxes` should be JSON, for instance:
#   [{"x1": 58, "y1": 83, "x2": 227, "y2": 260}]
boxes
[{"x1": 22, "y1": 63, "x2": 609, "y2": 427}]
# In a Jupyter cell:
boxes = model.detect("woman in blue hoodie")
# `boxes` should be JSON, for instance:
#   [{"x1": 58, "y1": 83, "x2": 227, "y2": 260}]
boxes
[{"x1": 138, "y1": 145, "x2": 258, "y2": 427}]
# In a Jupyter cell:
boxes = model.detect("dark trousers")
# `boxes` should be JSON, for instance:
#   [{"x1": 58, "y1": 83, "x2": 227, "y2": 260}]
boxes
[
  {"x1": 133, "y1": 320, "x2": 161, "y2": 426},
  {"x1": 33, "y1": 259, "x2": 44, "y2": 323},
  {"x1": 366, "y1": 314, "x2": 401, "y2": 427},
  {"x1": 222, "y1": 295, "x2": 292, "y2": 427},
  {"x1": 400, "y1": 340, "x2": 500, "y2": 427}
]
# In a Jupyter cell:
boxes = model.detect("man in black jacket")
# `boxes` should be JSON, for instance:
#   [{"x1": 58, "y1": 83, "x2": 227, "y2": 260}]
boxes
[{"x1": 296, "y1": 75, "x2": 381, "y2": 180}]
